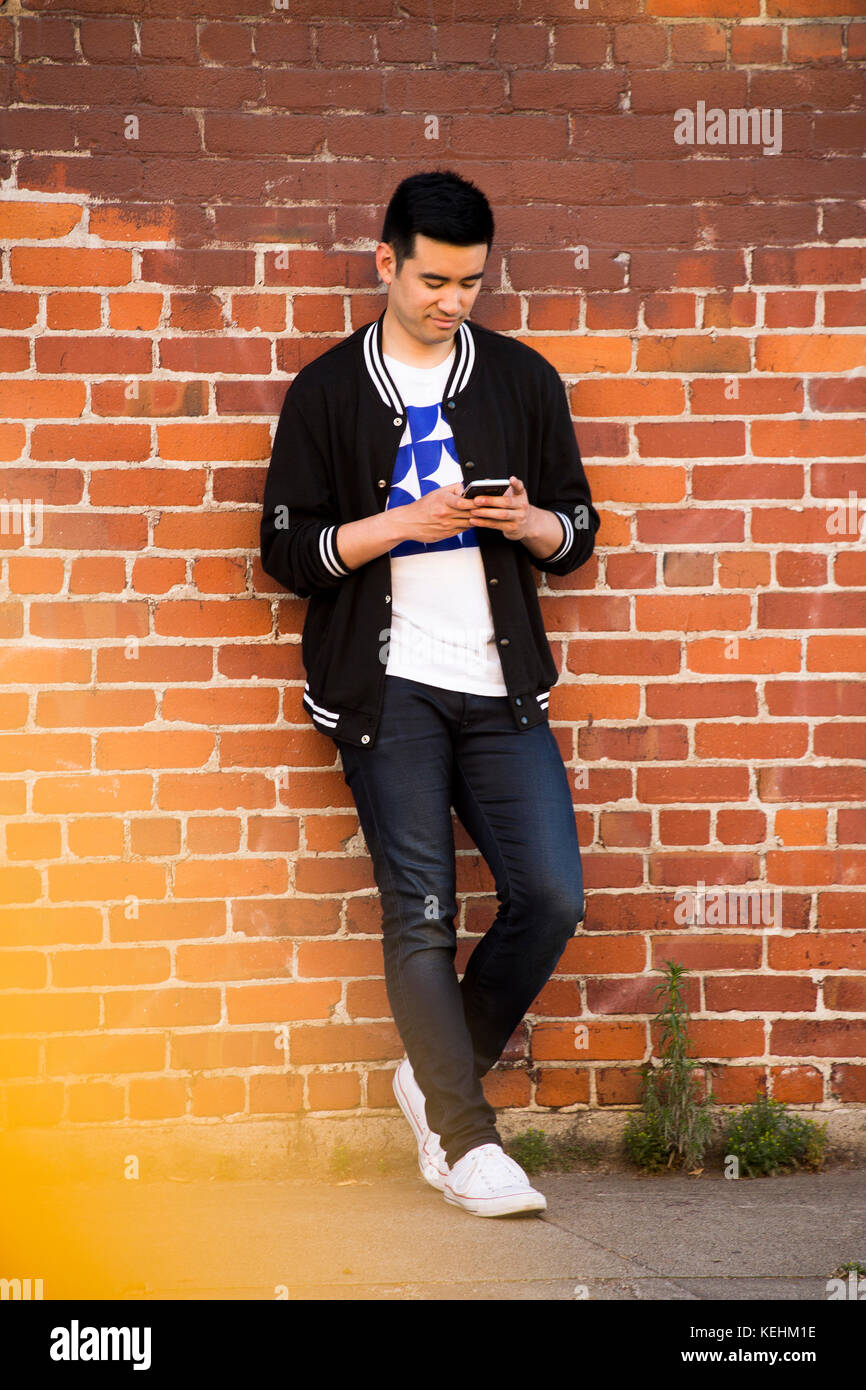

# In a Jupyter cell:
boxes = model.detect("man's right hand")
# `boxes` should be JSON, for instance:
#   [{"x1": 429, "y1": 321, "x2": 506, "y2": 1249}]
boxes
[{"x1": 401, "y1": 483, "x2": 476, "y2": 544}]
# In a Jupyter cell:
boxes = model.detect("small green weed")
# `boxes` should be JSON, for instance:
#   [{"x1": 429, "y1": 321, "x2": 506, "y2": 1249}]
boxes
[
  {"x1": 505, "y1": 1126, "x2": 603, "y2": 1174},
  {"x1": 722, "y1": 1096, "x2": 828, "y2": 1177},
  {"x1": 506, "y1": 1127, "x2": 554, "y2": 1174},
  {"x1": 623, "y1": 958, "x2": 718, "y2": 1174},
  {"x1": 328, "y1": 1142, "x2": 354, "y2": 1180}
]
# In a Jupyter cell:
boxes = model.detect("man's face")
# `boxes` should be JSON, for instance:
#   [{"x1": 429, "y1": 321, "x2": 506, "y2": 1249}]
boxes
[{"x1": 376, "y1": 233, "x2": 488, "y2": 345}]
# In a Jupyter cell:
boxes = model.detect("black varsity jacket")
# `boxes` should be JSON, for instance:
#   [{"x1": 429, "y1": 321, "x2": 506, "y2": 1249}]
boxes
[{"x1": 259, "y1": 308, "x2": 601, "y2": 748}]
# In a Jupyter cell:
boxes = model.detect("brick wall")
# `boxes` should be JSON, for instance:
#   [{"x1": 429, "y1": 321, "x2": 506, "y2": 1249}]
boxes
[{"x1": 1, "y1": 0, "x2": 865, "y2": 1146}]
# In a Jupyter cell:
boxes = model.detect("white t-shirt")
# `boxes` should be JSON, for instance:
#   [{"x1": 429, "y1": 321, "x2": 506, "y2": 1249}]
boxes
[{"x1": 382, "y1": 348, "x2": 508, "y2": 695}]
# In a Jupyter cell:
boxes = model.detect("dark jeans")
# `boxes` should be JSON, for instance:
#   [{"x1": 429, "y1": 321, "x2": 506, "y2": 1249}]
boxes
[{"x1": 333, "y1": 674, "x2": 585, "y2": 1168}]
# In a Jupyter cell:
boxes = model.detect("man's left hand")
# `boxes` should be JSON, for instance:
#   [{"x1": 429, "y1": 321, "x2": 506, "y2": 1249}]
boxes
[{"x1": 468, "y1": 476, "x2": 533, "y2": 541}]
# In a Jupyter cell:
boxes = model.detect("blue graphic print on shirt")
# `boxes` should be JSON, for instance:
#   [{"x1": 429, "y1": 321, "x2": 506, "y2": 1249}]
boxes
[{"x1": 386, "y1": 401, "x2": 478, "y2": 558}]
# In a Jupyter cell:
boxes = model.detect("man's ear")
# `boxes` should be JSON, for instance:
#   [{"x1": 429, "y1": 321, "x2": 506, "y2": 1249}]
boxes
[{"x1": 376, "y1": 242, "x2": 397, "y2": 285}]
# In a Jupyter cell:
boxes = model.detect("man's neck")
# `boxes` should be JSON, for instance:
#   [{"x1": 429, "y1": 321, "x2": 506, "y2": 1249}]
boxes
[{"x1": 381, "y1": 305, "x2": 456, "y2": 369}]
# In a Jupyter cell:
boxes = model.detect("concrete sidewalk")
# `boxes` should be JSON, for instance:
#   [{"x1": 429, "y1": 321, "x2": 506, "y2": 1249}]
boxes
[{"x1": 8, "y1": 1163, "x2": 866, "y2": 1301}]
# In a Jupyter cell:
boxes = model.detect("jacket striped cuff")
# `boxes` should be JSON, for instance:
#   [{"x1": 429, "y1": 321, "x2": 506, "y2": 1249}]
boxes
[
  {"x1": 318, "y1": 524, "x2": 352, "y2": 580},
  {"x1": 545, "y1": 511, "x2": 573, "y2": 564}
]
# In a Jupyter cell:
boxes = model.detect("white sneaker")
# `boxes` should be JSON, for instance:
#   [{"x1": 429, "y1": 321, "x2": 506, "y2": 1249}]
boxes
[
  {"x1": 392, "y1": 1056, "x2": 450, "y2": 1192},
  {"x1": 443, "y1": 1143, "x2": 547, "y2": 1217}
]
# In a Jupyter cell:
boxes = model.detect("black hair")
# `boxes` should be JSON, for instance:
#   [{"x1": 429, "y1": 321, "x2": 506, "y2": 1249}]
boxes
[{"x1": 380, "y1": 169, "x2": 495, "y2": 272}]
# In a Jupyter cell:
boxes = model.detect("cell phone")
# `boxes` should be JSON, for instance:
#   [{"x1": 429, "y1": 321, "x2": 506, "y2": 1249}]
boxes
[{"x1": 461, "y1": 478, "x2": 511, "y2": 500}]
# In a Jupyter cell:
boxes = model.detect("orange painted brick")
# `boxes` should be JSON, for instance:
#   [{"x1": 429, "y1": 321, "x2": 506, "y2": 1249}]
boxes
[
  {"x1": 516, "y1": 335, "x2": 631, "y2": 374},
  {"x1": 45, "y1": 1034, "x2": 165, "y2": 1076},
  {"x1": 771, "y1": 1019, "x2": 866, "y2": 1058},
  {"x1": 176, "y1": 940, "x2": 293, "y2": 981},
  {"x1": 594, "y1": 1068, "x2": 644, "y2": 1105},
  {"x1": 171, "y1": 1029, "x2": 287, "y2": 1071},
  {"x1": 190, "y1": 1075, "x2": 245, "y2": 1116},
  {"x1": 531, "y1": 1020, "x2": 645, "y2": 1062},
  {"x1": 225, "y1": 981, "x2": 340, "y2": 1024},
  {"x1": 774, "y1": 808, "x2": 828, "y2": 847},
  {"x1": 703, "y1": 291, "x2": 756, "y2": 327},
  {"x1": 709, "y1": 1067, "x2": 767, "y2": 1104},
  {"x1": 130, "y1": 817, "x2": 183, "y2": 857},
  {"x1": 707, "y1": 976, "x2": 817, "y2": 1012},
  {"x1": 770, "y1": 1066, "x2": 823, "y2": 1104},
  {"x1": 824, "y1": 977, "x2": 866, "y2": 1012},
  {"x1": 644, "y1": 293, "x2": 696, "y2": 329},
  {"x1": 531, "y1": 978, "x2": 583, "y2": 1016},
  {"x1": 695, "y1": 722, "x2": 807, "y2": 759},
  {"x1": 534, "y1": 1068, "x2": 591, "y2": 1107},
  {"x1": 156, "y1": 422, "x2": 270, "y2": 461},
  {"x1": 571, "y1": 379, "x2": 685, "y2": 417},
  {"x1": 32, "y1": 775, "x2": 143, "y2": 821},
  {"x1": 675, "y1": 21, "x2": 728, "y2": 61},
  {"x1": 637, "y1": 335, "x2": 750, "y2": 373},
  {"x1": 231, "y1": 293, "x2": 286, "y2": 331},
  {"x1": 481, "y1": 1068, "x2": 531, "y2": 1108},
  {"x1": 637, "y1": 594, "x2": 749, "y2": 632},
  {"x1": 48, "y1": 859, "x2": 167, "y2": 906},
  {"x1": 188, "y1": 813, "x2": 245, "y2": 854},
  {"x1": 249, "y1": 1072, "x2": 304, "y2": 1113},
  {"x1": 731, "y1": 24, "x2": 782, "y2": 62},
  {"x1": 773, "y1": 929, "x2": 866, "y2": 970},
  {"x1": 5, "y1": 817, "x2": 60, "y2": 861},
  {"x1": 297, "y1": 939, "x2": 383, "y2": 978},
  {"x1": 345, "y1": 979, "x2": 390, "y2": 1017},
  {"x1": 67, "y1": 1081, "x2": 126, "y2": 1122},
  {"x1": 586, "y1": 975, "x2": 674, "y2": 1015},
  {"x1": 108, "y1": 292, "x2": 163, "y2": 330},
  {"x1": 687, "y1": 637, "x2": 800, "y2": 675},
  {"x1": 5, "y1": 1083, "x2": 65, "y2": 1126},
  {"x1": 653, "y1": 1018, "x2": 765, "y2": 1059},
  {"x1": 52, "y1": 946, "x2": 170, "y2": 988},
  {"x1": 46, "y1": 293, "x2": 101, "y2": 329},
  {"x1": 0, "y1": 380, "x2": 86, "y2": 417},
  {"x1": 129, "y1": 1077, "x2": 187, "y2": 1120},
  {"x1": 657, "y1": 809, "x2": 711, "y2": 845},
  {"x1": 67, "y1": 815, "x2": 125, "y2": 859},
  {"x1": 307, "y1": 1069, "x2": 361, "y2": 1110},
  {"x1": 789, "y1": 25, "x2": 844, "y2": 61},
  {"x1": 104, "y1": 986, "x2": 220, "y2": 1030},
  {"x1": 647, "y1": 0, "x2": 760, "y2": 15},
  {"x1": 289, "y1": 1022, "x2": 401, "y2": 1064},
  {"x1": 715, "y1": 809, "x2": 767, "y2": 844},
  {"x1": 763, "y1": 292, "x2": 816, "y2": 328}
]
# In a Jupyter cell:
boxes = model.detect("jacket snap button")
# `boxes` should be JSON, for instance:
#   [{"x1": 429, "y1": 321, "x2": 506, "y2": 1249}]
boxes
[
  {"x1": 465, "y1": 460, "x2": 474, "y2": 469},
  {"x1": 361, "y1": 734, "x2": 370, "y2": 743},
  {"x1": 393, "y1": 417, "x2": 402, "y2": 427},
  {"x1": 378, "y1": 479, "x2": 387, "y2": 487},
  {"x1": 489, "y1": 577, "x2": 498, "y2": 585},
  {"x1": 385, "y1": 595, "x2": 391, "y2": 603},
  {"x1": 515, "y1": 697, "x2": 522, "y2": 706},
  {"x1": 520, "y1": 716, "x2": 528, "y2": 725},
  {"x1": 446, "y1": 399, "x2": 455, "y2": 409},
  {"x1": 499, "y1": 637, "x2": 510, "y2": 647}
]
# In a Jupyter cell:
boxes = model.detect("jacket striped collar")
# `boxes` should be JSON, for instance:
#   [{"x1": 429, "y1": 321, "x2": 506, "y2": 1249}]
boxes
[{"x1": 362, "y1": 310, "x2": 476, "y2": 415}]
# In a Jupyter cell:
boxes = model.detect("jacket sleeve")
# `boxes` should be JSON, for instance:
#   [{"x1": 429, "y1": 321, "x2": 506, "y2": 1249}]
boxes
[
  {"x1": 526, "y1": 361, "x2": 601, "y2": 578},
  {"x1": 260, "y1": 374, "x2": 354, "y2": 600}
]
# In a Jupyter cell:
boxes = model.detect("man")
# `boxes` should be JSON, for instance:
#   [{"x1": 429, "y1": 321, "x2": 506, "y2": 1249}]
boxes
[{"x1": 260, "y1": 170, "x2": 600, "y2": 1217}]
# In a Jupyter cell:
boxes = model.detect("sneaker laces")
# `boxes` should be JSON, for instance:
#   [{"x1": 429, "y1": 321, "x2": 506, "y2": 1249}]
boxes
[{"x1": 458, "y1": 1143, "x2": 529, "y2": 1188}]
